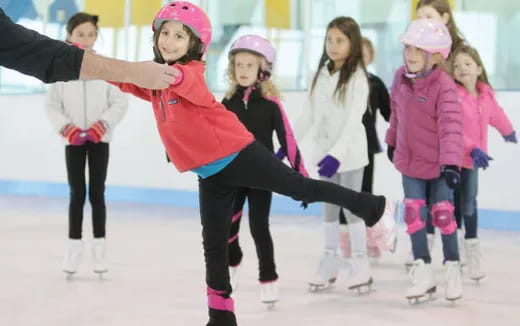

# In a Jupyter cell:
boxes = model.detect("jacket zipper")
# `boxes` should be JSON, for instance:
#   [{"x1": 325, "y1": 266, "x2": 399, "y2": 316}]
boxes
[{"x1": 159, "y1": 90, "x2": 166, "y2": 121}]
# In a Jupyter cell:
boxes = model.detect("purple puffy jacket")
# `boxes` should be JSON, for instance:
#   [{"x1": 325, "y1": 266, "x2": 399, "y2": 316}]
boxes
[{"x1": 385, "y1": 65, "x2": 463, "y2": 179}]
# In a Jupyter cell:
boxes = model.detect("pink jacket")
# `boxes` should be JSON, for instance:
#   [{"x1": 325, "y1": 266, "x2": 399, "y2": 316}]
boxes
[
  {"x1": 458, "y1": 82, "x2": 513, "y2": 169},
  {"x1": 385, "y1": 66, "x2": 463, "y2": 179}
]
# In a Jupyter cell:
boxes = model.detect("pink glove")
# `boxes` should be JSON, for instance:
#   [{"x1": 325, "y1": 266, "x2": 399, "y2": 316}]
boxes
[
  {"x1": 61, "y1": 124, "x2": 87, "y2": 146},
  {"x1": 87, "y1": 120, "x2": 107, "y2": 143}
]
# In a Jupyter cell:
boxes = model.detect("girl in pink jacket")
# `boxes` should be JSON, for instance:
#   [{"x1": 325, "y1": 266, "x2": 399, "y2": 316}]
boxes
[
  {"x1": 450, "y1": 45, "x2": 516, "y2": 282},
  {"x1": 385, "y1": 19, "x2": 464, "y2": 303}
]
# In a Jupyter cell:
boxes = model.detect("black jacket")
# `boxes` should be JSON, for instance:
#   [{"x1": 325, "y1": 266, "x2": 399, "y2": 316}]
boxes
[
  {"x1": 362, "y1": 73, "x2": 391, "y2": 154},
  {"x1": 222, "y1": 86, "x2": 306, "y2": 173},
  {"x1": 0, "y1": 8, "x2": 84, "y2": 83}
]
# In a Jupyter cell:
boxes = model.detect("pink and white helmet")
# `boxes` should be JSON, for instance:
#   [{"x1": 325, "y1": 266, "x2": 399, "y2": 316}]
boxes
[
  {"x1": 229, "y1": 35, "x2": 276, "y2": 66},
  {"x1": 400, "y1": 18, "x2": 452, "y2": 59},
  {"x1": 152, "y1": 1, "x2": 212, "y2": 55}
]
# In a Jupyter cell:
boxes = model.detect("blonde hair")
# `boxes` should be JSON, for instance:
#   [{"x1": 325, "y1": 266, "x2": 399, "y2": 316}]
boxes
[
  {"x1": 224, "y1": 52, "x2": 281, "y2": 100},
  {"x1": 362, "y1": 37, "x2": 374, "y2": 63}
]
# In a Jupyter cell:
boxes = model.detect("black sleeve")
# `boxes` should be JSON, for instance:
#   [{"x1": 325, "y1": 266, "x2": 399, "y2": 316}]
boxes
[
  {"x1": 371, "y1": 74, "x2": 391, "y2": 122},
  {"x1": 0, "y1": 9, "x2": 84, "y2": 83}
]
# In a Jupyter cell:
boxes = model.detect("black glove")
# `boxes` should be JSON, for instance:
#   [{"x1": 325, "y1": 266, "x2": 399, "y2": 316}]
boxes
[
  {"x1": 301, "y1": 201, "x2": 309, "y2": 209},
  {"x1": 441, "y1": 165, "x2": 460, "y2": 189},
  {"x1": 387, "y1": 146, "x2": 395, "y2": 163}
]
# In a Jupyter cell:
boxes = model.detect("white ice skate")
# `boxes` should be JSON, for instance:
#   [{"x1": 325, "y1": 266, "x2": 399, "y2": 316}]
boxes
[
  {"x1": 457, "y1": 230, "x2": 466, "y2": 267},
  {"x1": 345, "y1": 254, "x2": 373, "y2": 294},
  {"x1": 308, "y1": 250, "x2": 339, "y2": 292},
  {"x1": 260, "y1": 280, "x2": 279, "y2": 309},
  {"x1": 465, "y1": 239, "x2": 485, "y2": 282},
  {"x1": 62, "y1": 239, "x2": 83, "y2": 279},
  {"x1": 444, "y1": 260, "x2": 462, "y2": 302},
  {"x1": 229, "y1": 264, "x2": 240, "y2": 292},
  {"x1": 92, "y1": 238, "x2": 108, "y2": 278},
  {"x1": 406, "y1": 260, "x2": 436, "y2": 304}
]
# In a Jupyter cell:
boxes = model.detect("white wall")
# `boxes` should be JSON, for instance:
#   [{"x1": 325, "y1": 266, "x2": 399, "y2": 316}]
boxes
[{"x1": 1, "y1": 90, "x2": 519, "y2": 210}]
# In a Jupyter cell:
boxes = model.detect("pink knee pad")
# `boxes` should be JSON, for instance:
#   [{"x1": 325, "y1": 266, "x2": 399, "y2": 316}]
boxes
[
  {"x1": 207, "y1": 287, "x2": 235, "y2": 312},
  {"x1": 404, "y1": 198, "x2": 426, "y2": 234},
  {"x1": 431, "y1": 200, "x2": 457, "y2": 235}
]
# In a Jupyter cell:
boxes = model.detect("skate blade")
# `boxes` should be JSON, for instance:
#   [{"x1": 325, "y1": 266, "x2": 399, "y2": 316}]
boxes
[
  {"x1": 262, "y1": 299, "x2": 278, "y2": 310},
  {"x1": 308, "y1": 279, "x2": 335, "y2": 292},
  {"x1": 63, "y1": 270, "x2": 76, "y2": 280},
  {"x1": 446, "y1": 295, "x2": 462, "y2": 303},
  {"x1": 347, "y1": 277, "x2": 373, "y2": 294},
  {"x1": 94, "y1": 270, "x2": 108, "y2": 280},
  {"x1": 406, "y1": 286, "x2": 437, "y2": 305}
]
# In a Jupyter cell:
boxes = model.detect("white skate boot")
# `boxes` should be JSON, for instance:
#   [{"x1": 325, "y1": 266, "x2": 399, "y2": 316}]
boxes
[
  {"x1": 406, "y1": 259, "x2": 436, "y2": 304},
  {"x1": 345, "y1": 254, "x2": 373, "y2": 294},
  {"x1": 445, "y1": 260, "x2": 462, "y2": 302},
  {"x1": 308, "y1": 250, "x2": 339, "y2": 292},
  {"x1": 457, "y1": 230, "x2": 466, "y2": 266},
  {"x1": 229, "y1": 264, "x2": 241, "y2": 292},
  {"x1": 260, "y1": 280, "x2": 279, "y2": 309},
  {"x1": 62, "y1": 239, "x2": 83, "y2": 279},
  {"x1": 371, "y1": 200, "x2": 399, "y2": 253},
  {"x1": 92, "y1": 238, "x2": 108, "y2": 278},
  {"x1": 465, "y1": 239, "x2": 485, "y2": 282}
]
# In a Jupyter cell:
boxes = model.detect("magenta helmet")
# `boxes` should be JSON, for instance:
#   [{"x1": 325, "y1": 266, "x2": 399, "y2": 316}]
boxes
[
  {"x1": 400, "y1": 18, "x2": 452, "y2": 59},
  {"x1": 152, "y1": 1, "x2": 212, "y2": 55},
  {"x1": 229, "y1": 34, "x2": 276, "y2": 67}
]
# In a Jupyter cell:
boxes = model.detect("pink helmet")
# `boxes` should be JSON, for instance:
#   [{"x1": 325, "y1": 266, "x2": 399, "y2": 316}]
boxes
[
  {"x1": 400, "y1": 18, "x2": 452, "y2": 59},
  {"x1": 229, "y1": 35, "x2": 276, "y2": 66},
  {"x1": 152, "y1": 1, "x2": 212, "y2": 55}
]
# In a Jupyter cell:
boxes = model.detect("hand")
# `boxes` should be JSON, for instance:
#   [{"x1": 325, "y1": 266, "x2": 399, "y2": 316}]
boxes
[
  {"x1": 61, "y1": 124, "x2": 87, "y2": 146},
  {"x1": 131, "y1": 61, "x2": 180, "y2": 89},
  {"x1": 503, "y1": 131, "x2": 517, "y2": 143},
  {"x1": 274, "y1": 148, "x2": 286, "y2": 160},
  {"x1": 317, "y1": 155, "x2": 340, "y2": 178},
  {"x1": 87, "y1": 120, "x2": 107, "y2": 143},
  {"x1": 441, "y1": 165, "x2": 460, "y2": 189},
  {"x1": 387, "y1": 146, "x2": 395, "y2": 163},
  {"x1": 470, "y1": 148, "x2": 493, "y2": 169}
]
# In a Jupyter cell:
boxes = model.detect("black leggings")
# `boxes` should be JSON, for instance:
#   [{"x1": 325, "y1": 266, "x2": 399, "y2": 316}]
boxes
[
  {"x1": 199, "y1": 141, "x2": 385, "y2": 325},
  {"x1": 65, "y1": 142, "x2": 109, "y2": 239},
  {"x1": 228, "y1": 187, "x2": 277, "y2": 282}
]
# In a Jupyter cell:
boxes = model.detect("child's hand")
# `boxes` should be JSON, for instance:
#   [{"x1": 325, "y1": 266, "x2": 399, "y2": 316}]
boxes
[
  {"x1": 87, "y1": 120, "x2": 107, "y2": 143},
  {"x1": 317, "y1": 155, "x2": 340, "y2": 178},
  {"x1": 61, "y1": 124, "x2": 87, "y2": 146},
  {"x1": 441, "y1": 165, "x2": 460, "y2": 189},
  {"x1": 470, "y1": 148, "x2": 493, "y2": 169},
  {"x1": 503, "y1": 131, "x2": 517, "y2": 143},
  {"x1": 168, "y1": 65, "x2": 183, "y2": 85}
]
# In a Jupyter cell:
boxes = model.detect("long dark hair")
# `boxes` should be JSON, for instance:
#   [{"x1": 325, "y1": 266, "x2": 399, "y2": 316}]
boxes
[
  {"x1": 416, "y1": 0, "x2": 465, "y2": 53},
  {"x1": 65, "y1": 12, "x2": 99, "y2": 42},
  {"x1": 310, "y1": 16, "x2": 366, "y2": 103},
  {"x1": 152, "y1": 21, "x2": 204, "y2": 64}
]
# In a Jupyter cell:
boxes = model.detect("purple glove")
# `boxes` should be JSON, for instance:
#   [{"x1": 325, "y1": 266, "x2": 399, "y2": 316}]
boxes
[
  {"x1": 441, "y1": 165, "x2": 460, "y2": 189},
  {"x1": 503, "y1": 131, "x2": 517, "y2": 143},
  {"x1": 317, "y1": 155, "x2": 340, "y2": 178},
  {"x1": 274, "y1": 147, "x2": 286, "y2": 160},
  {"x1": 470, "y1": 148, "x2": 493, "y2": 169}
]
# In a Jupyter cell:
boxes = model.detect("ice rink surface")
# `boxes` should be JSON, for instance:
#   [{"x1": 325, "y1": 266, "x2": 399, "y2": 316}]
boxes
[{"x1": 1, "y1": 195, "x2": 519, "y2": 326}]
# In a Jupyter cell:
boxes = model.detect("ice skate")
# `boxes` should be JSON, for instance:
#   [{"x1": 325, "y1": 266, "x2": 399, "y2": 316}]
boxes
[
  {"x1": 465, "y1": 239, "x2": 485, "y2": 282},
  {"x1": 445, "y1": 260, "x2": 462, "y2": 302},
  {"x1": 260, "y1": 280, "x2": 279, "y2": 309},
  {"x1": 406, "y1": 260, "x2": 436, "y2": 304},
  {"x1": 92, "y1": 238, "x2": 108, "y2": 279},
  {"x1": 308, "y1": 250, "x2": 339, "y2": 292},
  {"x1": 62, "y1": 239, "x2": 83, "y2": 279},
  {"x1": 345, "y1": 254, "x2": 373, "y2": 294},
  {"x1": 229, "y1": 264, "x2": 240, "y2": 292},
  {"x1": 370, "y1": 200, "x2": 399, "y2": 253}
]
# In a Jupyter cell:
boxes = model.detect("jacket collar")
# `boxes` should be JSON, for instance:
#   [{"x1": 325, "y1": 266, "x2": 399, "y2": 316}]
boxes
[{"x1": 400, "y1": 65, "x2": 442, "y2": 90}]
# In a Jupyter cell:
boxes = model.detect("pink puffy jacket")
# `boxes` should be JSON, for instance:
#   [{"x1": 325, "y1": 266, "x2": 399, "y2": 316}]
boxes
[
  {"x1": 457, "y1": 82, "x2": 513, "y2": 169},
  {"x1": 385, "y1": 66, "x2": 463, "y2": 179}
]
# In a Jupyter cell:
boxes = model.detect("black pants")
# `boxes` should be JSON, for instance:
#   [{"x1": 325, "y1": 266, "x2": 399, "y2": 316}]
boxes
[
  {"x1": 362, "y1": 153, "x2": 375, "y2": 194},
  {"x1": 199, "y1": 141, "x2": 385, "y2": 325},
  {"x1": 228, "y1": 187, "x2": 277, "y2": 282},
  {"x1": 66, "y1": 142, "x2": 109, "y2": 239}
]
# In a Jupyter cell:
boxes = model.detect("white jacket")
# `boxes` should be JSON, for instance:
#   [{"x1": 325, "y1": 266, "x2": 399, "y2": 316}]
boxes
[
  {"x1": 45, "y1": 80, "x2": 128, "y2": 143},
  {"x1": 293, "y1": 65, "x2": 369, "y2": 172}
]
